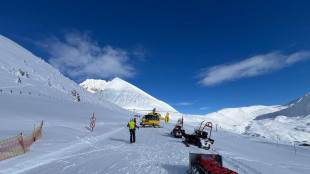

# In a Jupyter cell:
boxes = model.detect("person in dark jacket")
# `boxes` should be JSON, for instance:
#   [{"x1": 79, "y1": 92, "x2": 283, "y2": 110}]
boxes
[{"x1": 127, "y1": 119, "x2": 139, "y2": 143}]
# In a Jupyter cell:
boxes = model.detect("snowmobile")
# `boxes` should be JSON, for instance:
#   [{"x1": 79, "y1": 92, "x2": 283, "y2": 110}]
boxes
[
  {"x1": 188, "y1": 153, "x2": 238, "y2": 174},
  {"x1": 183, "y1": 121, "x2": 214, "y2": 149},
  {"x1": 171, "y1": 116, "x2": 185, "y2": 138}
]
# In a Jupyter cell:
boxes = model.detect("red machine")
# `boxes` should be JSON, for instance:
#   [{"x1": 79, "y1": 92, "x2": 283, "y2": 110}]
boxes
[
  {"x1": 183, "y1": 121, "x2": 214, "y2": 149},
  {"x1": 171, "y1": 116, "x2": 185, "y2": 138},
  {"x1": 189, "y1": 153, "x2": 238, "y2": 174}
]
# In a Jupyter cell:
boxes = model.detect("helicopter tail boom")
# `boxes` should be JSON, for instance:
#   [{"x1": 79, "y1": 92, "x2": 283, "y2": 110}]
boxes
[{"x1": 159, "y1": 112, "x2": 170, "y2": 124}]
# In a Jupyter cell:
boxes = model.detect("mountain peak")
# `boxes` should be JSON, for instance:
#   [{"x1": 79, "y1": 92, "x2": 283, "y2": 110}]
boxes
[
  {"x1": 80, "y1": 77, "x2": 178, "y2": 113},
  {"x1": 79, "y1": 79, "x2": 109, "y2": 93},
  {"x1": 255, "y1": 92, "x2": 310, "y2": 120},
  {"x1": 112, "y1": 77, "x2": 124, "y2": 82}
]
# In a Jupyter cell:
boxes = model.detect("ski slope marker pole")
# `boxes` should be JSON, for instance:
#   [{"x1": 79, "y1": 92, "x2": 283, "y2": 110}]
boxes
[
  {"x1": 90, "y1": 113, "x2": 96, "y2": 132},
  {"x1": 33, "y1": 124, "x2": 36, "y2": 141}
]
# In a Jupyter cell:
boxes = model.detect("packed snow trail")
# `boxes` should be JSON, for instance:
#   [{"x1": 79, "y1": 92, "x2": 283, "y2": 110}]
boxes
[
  {"x1": 2, "y1": 118, "x2": 310, "y2": 174},
  {"x1": 8, "y1": 127, "x2": 206, "y2": 174}
]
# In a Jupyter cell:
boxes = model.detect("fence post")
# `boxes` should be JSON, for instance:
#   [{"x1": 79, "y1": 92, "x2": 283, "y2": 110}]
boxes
[
  {"x1": 36, "y1": 121, "x2": 44, "y2": 139},
  {"x1": 19, "y1": 133, "x2": 26, "y2": 153},
  {"x1": 33, "y1": 124, "x2": 36, "y2": 141}
]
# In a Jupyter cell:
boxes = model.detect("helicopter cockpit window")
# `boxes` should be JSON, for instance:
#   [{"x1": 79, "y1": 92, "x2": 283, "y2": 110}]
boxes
[{"x1": 144, "y1": 115, "x2": 160, "y2": 121}]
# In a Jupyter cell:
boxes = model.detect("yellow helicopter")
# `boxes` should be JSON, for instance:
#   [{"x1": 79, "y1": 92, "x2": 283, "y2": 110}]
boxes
[{"x1": 130, "y1": 108, "x2": 170, "y2": 128}]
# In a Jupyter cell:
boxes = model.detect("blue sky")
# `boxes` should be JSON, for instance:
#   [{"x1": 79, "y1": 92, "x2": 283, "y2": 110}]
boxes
[{"x1": 1, "y1": 0, "x2": 310, "y2": 114}]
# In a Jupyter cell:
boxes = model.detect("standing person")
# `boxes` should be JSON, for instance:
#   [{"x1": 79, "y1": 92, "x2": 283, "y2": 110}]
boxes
[{"x1": 127, "y1": 119, "x2": 139, "y2": 143}]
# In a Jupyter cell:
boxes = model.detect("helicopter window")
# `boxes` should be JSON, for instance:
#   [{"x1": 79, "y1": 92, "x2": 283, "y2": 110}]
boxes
[
  {"x1": 145, "y1": 115, "x2": 152, "y2": 120},
  {"x1": 144, "y1": 115, "x2": 160, "y2": 121}
]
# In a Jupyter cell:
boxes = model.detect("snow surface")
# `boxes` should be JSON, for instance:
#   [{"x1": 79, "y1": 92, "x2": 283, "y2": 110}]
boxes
[
  {"x1": 1, "y1": 34, "x2": 310, "y2": 174},
  {"x1": 1, "y1": 94, "x2": 310, "y2": 174}
]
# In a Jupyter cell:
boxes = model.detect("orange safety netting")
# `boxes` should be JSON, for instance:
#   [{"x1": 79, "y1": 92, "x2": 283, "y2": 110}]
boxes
[{"x1": 0, "y1": 121, "x2": 43, "y2": 162}]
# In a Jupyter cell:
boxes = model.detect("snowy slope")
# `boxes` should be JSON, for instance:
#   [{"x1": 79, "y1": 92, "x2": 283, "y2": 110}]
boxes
[
  {"x1": 80, "y1": 78, "x2": 179, "y2": 115},
  {"x1": 0, "y1": 35, "x2": 126, "y2": 112},
  {"x1": 187, "y1": 104, "x2": 310, "y2": 145},
  {"x1": 256, "y1": 92, "x2": 310, "y2": 119},
  {"x1": 0, "y1": 35, "x2": 87, "y2": 102},
  {"x1": 249, "y1": 92, "x2": 310, "y2": 144},
  {"x1": 203, "y1": 105, "x2": 286, "y2": 133}
]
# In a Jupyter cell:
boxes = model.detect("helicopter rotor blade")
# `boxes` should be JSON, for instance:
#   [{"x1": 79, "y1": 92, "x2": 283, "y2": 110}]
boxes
[{"x1": 128, "y1": 109, "x2": 181, "y2": 113}]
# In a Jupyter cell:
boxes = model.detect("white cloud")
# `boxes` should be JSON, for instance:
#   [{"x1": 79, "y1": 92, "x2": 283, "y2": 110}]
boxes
[
  {"x1": 45, "y1": 32, "x2": 135, "y2": 80},
  {"x1": 199, "y1": 51, "x2": 310, "y2": 86},
  {"x1": 175, "y1": 102, "x2": 193, "y2": 106},
  {"x1": 200, "y1": 107, "x2": 209, "y2": 110}
]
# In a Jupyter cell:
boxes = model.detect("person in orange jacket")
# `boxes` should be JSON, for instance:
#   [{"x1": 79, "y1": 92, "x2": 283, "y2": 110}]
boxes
[{"x1": 127, "y1": 119, "x2": 139, "y2": 143}]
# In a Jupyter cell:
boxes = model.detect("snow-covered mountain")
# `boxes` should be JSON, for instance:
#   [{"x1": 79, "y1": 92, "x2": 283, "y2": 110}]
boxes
[
  {"x1": 256, "y1": 92, "x2": 310, "y2": 120},
  {"x1": 0, "y1": 34, "x2": 126, "y2": 112},
  {"x1": 80, "y1": 78, "x2": 179, "y2": 115},
  {"x1": 197, "y1": 101, "x2": 310, "y2": 144},
  {"x1": 202, "y1": 105, "x2": 286, "y2": 133},
  {"x1": 80, "y1": 79, "x2": 109, "y2": 93}
]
